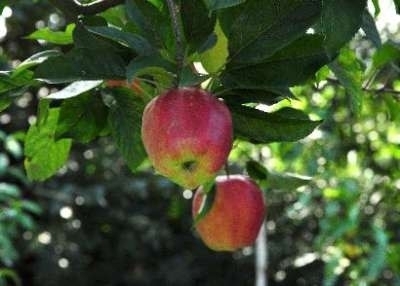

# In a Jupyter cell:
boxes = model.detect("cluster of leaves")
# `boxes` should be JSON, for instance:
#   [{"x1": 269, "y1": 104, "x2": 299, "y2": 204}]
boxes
[
  {"x1": 1, "y1": 0, "x2": 400, "y2": 285},
  {"x1": 0, "y1": 130, "x2": 41, "y2": 286},
  {"x1": 0, "y1": 0, "x2": 371, "y2": 181}
]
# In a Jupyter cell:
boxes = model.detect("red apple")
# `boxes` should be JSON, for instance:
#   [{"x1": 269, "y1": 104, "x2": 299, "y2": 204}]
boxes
[
  {"x1": 192, "y1": 175, "x2": 266, "y2": 251},
  {"x1": 141, "y1": 87, "x2": 233, "y2": 189}
]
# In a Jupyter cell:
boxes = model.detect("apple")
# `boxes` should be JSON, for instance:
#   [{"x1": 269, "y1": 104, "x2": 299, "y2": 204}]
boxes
[
  {"x1": 192, "y1": 175, "x2": 265, "y2": 251},
  {"x1": 141, "y1": 87, "x2": 233, "y2": 189}
]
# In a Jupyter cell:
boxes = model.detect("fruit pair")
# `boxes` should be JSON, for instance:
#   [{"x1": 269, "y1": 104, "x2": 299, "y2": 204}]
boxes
[{"x1": 141, "y1": 87, "x2": 265, "y2": 251}]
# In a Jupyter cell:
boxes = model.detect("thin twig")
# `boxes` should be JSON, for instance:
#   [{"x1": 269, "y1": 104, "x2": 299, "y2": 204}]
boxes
[{"x1": 165, "y1": 0, "x2": 185, "y2": 86}]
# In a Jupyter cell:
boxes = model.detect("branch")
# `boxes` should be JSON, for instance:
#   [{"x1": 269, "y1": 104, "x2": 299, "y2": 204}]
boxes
[
  {"x1": 49, "y1": 0, "x2": 124, "y2": 17},
  {"x1": 165, "y1": 0, "x2": 185, "y2": 86},
  {"x1": 321, "y1": 78, "x2": 400, "y2": 101}
]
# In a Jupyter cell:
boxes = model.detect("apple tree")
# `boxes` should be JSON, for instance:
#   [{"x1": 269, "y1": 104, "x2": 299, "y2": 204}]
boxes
[{"x1": 1, "y1": 0, "x2": 400, "y2": 285}]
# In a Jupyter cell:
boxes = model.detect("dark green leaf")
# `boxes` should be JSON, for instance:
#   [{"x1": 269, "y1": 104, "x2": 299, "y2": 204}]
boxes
[
  {"x1": 222, "y1": 35, "x2": 330, "y2": 88},
  {"x1": 181, "y1": 0, "x2": 216, "y2": 54},
  {"x1": 229, "y1": 105, "x2": 322, "y2": 143},
  {"x1": 87, "y1": 26, "x2": 156, "y2": 55},
  {"x1": 24, "y1": 108, "x2": 72, "y2": 181},
  {"x1": 34, "y1": 48, "x2": 126, "y2": 83},
  {"x1": 329, "y1": 48, "x2": 364, "y2": 114},
  {"x1": 125, "y1": 0, "x2": 173, "y2": 51},
  {"x1": 204, "y1": 0, "x2": 246, "y2": 10},
  {"x1": 34, "y1": 26, "x2": 126, "y2": 83},
  {"x1": 108, "y1": 89, "x2": 147, "y2": 171},
  {"x1": 220, "y1": 86, "x2": 293, "y2": 105},
  {"x1": 246, "y1": 160, "x2": 268, "y2": 181},
  {"x1": 321, "y1": 0, "x2": 367, "y2": 54},
  {"x1": 56, "y1": 93, "x2": 109, "y2": 143},
  {"x1": 220, "y1": 0, "x2": 322, "y2": 65},
  {"x1": 26, "y1": 24, "x2": 75, "y2": 45},
  {"x1": 395, "y1": 0, "x2": 400, "y2": 13},
  {"x1": 194, "y1": 183, "x2": 217, "y2": 224},
  {"x1": 362, "y1": 10, "x2": 381, "y2": 48}
]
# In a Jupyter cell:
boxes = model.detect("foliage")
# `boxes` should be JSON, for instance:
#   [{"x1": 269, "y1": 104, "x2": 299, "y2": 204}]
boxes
[{"x1": 0, "y1": 0, "x2": 399, "y2": 285}]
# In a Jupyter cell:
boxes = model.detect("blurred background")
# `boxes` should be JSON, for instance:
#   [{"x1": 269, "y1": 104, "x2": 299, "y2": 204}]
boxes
[{"x1": 1, "y1": 1, "x2": 400, "y2": 285}]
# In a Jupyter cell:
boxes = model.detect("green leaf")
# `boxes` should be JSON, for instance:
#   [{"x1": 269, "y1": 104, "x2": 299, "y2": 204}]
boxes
[
  {"x1": 56, "y1": 93, "x2": 109, "y2": 143},
  {"x1": 87, "y1": 26, "x2": 156, "y2": 55},
  {"x1": 329, "y1": 48, "x2": 364, "y2": 114},
  {"x1": 199, "y1": 20, "x2": 229, "y2": 73},
  {"x1": 220, "y1": 86, "x2": 293, "y2": 105},
  {"x1": 246, "y1": 160, "x2": 311, "y2": 190},
  {"x1": 125, "y1": 0, "x2": 172, "y2": 52},
  {"x1": 34, "y1": 26, "x2": 126, "y2": 83},
  {"x1": 229, "y1": 105, "x2": 322, "y2": 143},
  {"x1": 321, "y1": 0, "x2": 367, "y2": 54},
  {"x1": 45, "y1": 80, "x2": 103, "y2": 99},
  {"x1": 246, "y1": 160, "x2": 268, "y2": 181},
  {"x1": 108, "y1": 89, "x2": 147, "y2": 171},
  {"x1": 204, "y1": 0, "x2": 246, "y2": 10},
  {"x1": 222, "y1": 35, "x2": 330, "y2": 88},
  {"x1": 26, "y1": 23, "x2": 75, "y2": 45},
  {"x1": 0, "y1": 70, "x2": 35, "y2": 98},
  {"x1": 181, "y1": 0, "x2": 216, "y2": 54},
  {"x1": 0, "y1": 183, "x2": 21, "y2": 198},
  {"x1": 372, "y1": 41, "x2": 400, "y2": 70},
  {"x1": 24, "y1": 108, "x2": 72, "y2": 181},
  {"x1": 126, "y1": 54, "x2": 175, "y2": 91},
  {"x1": 194, "y1": 183, "x2": 217, "y2": 224},
  {"x1": 361, "y1": 10, "x2": 381, "y2": 48},
  {"x1": 395, "y1": 0, "x2": 400, "y2": 13},
  {"x1": 220, "y1": 0, "x2": 322, "y2": 65}
]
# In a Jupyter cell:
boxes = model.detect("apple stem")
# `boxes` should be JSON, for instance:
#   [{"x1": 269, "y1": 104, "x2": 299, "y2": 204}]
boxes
[{"x1": 165, "y1": 0, "x2": 185, "y2": 87}]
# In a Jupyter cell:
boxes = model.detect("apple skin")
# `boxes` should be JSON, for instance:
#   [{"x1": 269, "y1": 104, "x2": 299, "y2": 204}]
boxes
[
  {"x1": 192, "y1": 175, "x2": 265, "y2": 251},
  {"x1": 141, "y1": 87, "x2": 233, "y2": 189}
]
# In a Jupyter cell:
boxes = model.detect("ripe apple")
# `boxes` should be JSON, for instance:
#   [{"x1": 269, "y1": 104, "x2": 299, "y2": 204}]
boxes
[
  {"x1": 192, "y1": 175, "x2": 265, "y2": 251},
  {"x1": 141, "y1": 87, "x2": 233, "y2": 189}
]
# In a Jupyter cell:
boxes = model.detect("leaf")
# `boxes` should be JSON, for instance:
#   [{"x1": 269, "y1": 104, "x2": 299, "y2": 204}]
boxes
[
  {"x1": 321, "y1": 0, "x2": 367, "y2": 54},
  {"x1": 220, "y1": 0, "x2": 322, "y2": 65},
  {"x1": 26, "y1": 23, "x2": 75, "y2": 45},
  {"x1": 199, "y1": 20, "x2": 229, "y2": 73},
  {"x1": 222, "y1": 35, "x2": 330, "y2": 89},
  {"x1": 204, "y1": 0, "x2": 246, "y2": 10},
  {"x1": 45, "y1": 80, "x2": 103, "y2": 99},
  {"x1": 108, "y1": 89, "x2": 147, "y2": 171},
  {"x1": 0, "y1": 183, "x2": 21, "y2": 198},
  {"x1": 372, "y1": 41, "x2": 400, "y2": 70},
  {"x1": 125, "y1": 0, "x2": 172, "y2": 51},
  {"x1": 329, "y1": 48, "x2": 364, "y2": 114},
  {"x1": 34, "y1": 26, "x2": 126, "y2": 83},
  {"x1": 181, "y1": 0, "x2": 216, "y2": 54},
  {"x1": 126, "y1": 54, "x2": 175, "y2": 90},
  {"x1": 87, "y1": 26, "x2": 156, "y2": 56},
  {"x1": 24, "y1": 108, "x2": 72, "y2": 181},
  {"x1": 194, "y1": 183, "x2": 217, "y2": 224},
  {"x1": 366, "y1": 226, "x2": 388, "y2": 281},
  {"x1": 395, "y1": 0, "x2": 400, "y2": 13},
  {"x1": 246, "y1": 160, "x2": 311, "y2": 190},
  {"x1": 56, "y1": 93, "x2": 109, "y2": 143},
  {"x1": 229, "y1": 105, "x2": 322, "y2": 143},
  {"x1": 220, "y1": 86, "x2": 293, "y2": 105},
  {"x1": 361, "y1": 10, "x2": 381, "y2": 48}
]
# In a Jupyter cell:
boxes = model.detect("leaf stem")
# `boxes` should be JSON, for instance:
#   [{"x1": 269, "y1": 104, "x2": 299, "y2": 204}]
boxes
[{"x1": 165, "y1": 0, "x2": 185, "y2": 87}]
